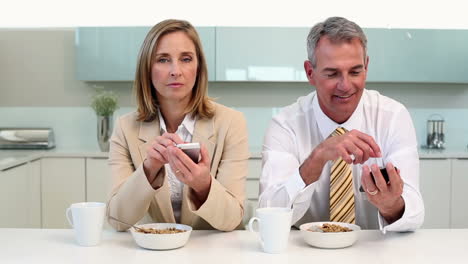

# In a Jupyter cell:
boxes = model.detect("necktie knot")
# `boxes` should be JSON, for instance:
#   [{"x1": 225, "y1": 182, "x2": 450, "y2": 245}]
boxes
[{"x1": 331, "y1": 127, "x2": 348, "y2": 137}]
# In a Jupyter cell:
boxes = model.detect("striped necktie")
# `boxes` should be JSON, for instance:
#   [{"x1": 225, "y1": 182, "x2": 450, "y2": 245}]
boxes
[{"x1": 329, "y1": 127, "x2": 355, "y2": 224}]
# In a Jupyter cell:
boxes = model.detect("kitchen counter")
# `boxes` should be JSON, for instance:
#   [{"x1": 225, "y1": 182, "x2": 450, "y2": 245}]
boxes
[
  {"x1": 1, "y1": 228, "x2": 466, "y2": 263},
  {"x1": 0, "y1": 147, "x2": 108, "y2": 171},
  {"x1": 1, "y1": 146, "x2": 468, "y2": 171}
]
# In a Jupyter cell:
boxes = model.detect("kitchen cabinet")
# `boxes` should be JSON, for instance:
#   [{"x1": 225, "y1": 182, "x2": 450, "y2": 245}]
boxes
[
  {"x1": 243, "y1": 158, "x2": 261, "y2": 225},
  {"x1": 27, "y1": 160, "x2": 41, "y2": 228},
  {"x1": 450, "y1": 159, "x2": 468, "y2": 228},
  {"x1": 75, "y1": 27, "x2": 216, "y2": 81},
  {"x1": 215, "y1": 27, "x2": 309, "y2": 82},
  {"x1": 365, "y1": 29, "x2": 468, "y2": 83},
  {"x1": 41, "y1": 158, "x2": 86, "y2": 228},
  {"x1": 86, "y1": 157, "x2": 112, "y2": 229},
  {"x1": 76, "y1": 26, "x2": 468, "y2": 83},
  {"x1": 86, "y1": 157, "x2": 111, "y2": 203},
  {"x1": 0, "y1": 161, "x2": 41, "y2": 228},
  {"x1": 419, "y1": 158, "x2": 451, "y2": 228}
]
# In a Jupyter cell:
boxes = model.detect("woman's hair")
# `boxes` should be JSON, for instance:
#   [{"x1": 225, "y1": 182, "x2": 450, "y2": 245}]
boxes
[{"x1": 134, "y1": 19, "x2": 214, "y2": 122}]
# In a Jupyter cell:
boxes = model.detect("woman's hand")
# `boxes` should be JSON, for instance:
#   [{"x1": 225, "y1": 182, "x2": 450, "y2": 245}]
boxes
[
  {"x1": 143, "y1": 133, "x2": 184, "y2": 185},
  {"x1": 167, "y1": 144, "x2": 212, "y2": 206}
]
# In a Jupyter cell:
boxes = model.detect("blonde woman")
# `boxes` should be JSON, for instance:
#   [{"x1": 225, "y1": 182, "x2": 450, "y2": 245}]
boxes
[{"x1": 107, "y1": 19, "x2": 249, "y2": 231}]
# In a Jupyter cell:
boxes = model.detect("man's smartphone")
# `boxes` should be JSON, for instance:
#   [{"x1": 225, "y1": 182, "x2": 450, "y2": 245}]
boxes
[
  {"x1": 176, "y1": 142, "x2": 200, "y2": 163},
  {"x1": 359, "y1": 167, "x2": 396, "y2": 192}
]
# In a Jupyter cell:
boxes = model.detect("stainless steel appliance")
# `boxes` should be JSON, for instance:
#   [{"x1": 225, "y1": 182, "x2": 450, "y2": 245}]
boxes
[
  {"x1": 0, "y1": 128, "x2": 55, "y2": 149},
  {"x1": 425, "y1": 115, "x2": 445, "y2": 149}
]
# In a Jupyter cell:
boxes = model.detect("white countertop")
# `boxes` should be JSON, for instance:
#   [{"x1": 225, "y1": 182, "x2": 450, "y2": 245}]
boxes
[
  {"x1": 1, "y1": 146, "x2": 468, "y2": 171},
  {"x1": 0, "y1": 147, "x2": 108, "y2": 171},
  {"x1": 1, "y1": 228, "x2": 466, "y2": 264}
]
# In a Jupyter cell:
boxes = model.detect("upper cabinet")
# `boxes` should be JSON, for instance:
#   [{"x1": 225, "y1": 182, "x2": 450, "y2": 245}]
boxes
[
  {"x1": 76, "y1": 27, "x2": 468, "y2": 83},
  {"x1": 365, "y1": 29, "x2": 468, "y2": 83},
  {"x1": 215, "y1": 27, "x2": 309, "y2": 82},
  {"x1": 75, "y1": 27, "x2": 215, "y2": 81}
]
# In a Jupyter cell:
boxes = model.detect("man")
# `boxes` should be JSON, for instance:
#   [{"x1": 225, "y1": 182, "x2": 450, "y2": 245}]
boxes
[{"x1": 258, "y1": 17, "x2": 424, "y2": 232}]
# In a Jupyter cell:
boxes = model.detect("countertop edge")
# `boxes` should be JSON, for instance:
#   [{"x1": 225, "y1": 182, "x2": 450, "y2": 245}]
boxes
[{"x1": 2, "y1": 149, "x2": 468, "y2": 171}]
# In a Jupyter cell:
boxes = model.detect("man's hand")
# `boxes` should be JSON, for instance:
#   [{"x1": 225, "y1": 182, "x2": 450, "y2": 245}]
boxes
[
  {"x1": 361, "y1": 163, "x2": 405, "y2": 224},
  {"x1": 300, "y1": 129, "x2": 381, "y2": 185}
]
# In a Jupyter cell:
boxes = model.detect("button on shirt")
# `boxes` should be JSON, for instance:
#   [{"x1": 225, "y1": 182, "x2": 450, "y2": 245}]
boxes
[
  {"x1": 258, "y1": 89, "x2": 424, "y2": 233},
  {"x1": 158, "y1": 111, "x2": 196, "y2": 223}
]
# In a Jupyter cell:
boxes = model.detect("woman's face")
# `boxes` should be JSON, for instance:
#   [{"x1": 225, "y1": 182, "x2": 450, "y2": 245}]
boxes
[{"x1": 151, "y1": 31, "x2": 198, "y2": 105}]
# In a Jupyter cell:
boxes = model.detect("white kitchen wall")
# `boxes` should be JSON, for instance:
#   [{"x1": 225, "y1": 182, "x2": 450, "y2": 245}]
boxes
[
  {"x1": 1, "y1": 106, "x2": 467, "y2": 153},
  {"x1": 1, "y1": 0, "x2": 468, "y2": 29}
]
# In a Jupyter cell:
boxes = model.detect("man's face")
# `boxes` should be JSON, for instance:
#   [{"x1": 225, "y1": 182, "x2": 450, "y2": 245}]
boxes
[{"x1": 305, "y1": 36, "x2": 368, "y2": 124}]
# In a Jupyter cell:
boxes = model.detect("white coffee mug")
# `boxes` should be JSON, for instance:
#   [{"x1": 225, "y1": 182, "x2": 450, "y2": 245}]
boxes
[
  {"x1": 248, "y1": 207, "x2": 292, "y2": 254},
  {"x1": 66, "y1": 202, "x2": 106, "y2": 246}
]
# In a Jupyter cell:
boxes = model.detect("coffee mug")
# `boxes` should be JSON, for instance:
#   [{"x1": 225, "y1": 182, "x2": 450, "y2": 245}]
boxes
[
  {"x1": 248, "y1": 207, "x2": 292, "y2": 253},
  {"x1": 66, "y1": 202, "x2": 106, "y2": 246}
]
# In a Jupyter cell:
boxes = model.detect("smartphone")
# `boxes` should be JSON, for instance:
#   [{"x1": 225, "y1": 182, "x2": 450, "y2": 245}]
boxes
[
  {"x1": 176, "y1": 142, "x2": 200, "y2": 163},
  {"x1": 359, "y1": 167, "x2": 396, "y2": 192}
]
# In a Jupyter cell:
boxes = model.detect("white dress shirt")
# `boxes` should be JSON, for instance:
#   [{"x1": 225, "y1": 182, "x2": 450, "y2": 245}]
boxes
[
  {"x1": 158, "y1": 111, "x2": 196, "y2": 223},
  {"x1": 258, "y1": 89, "x2": 424, "y2": 233}
]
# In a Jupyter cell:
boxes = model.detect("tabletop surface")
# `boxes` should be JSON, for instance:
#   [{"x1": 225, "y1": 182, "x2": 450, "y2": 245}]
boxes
[{"x1": 1, "y1": 228, "x2": 467, "y2": 264}]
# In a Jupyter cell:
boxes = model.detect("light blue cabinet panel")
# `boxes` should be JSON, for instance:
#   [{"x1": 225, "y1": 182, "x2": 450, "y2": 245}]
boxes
[
  {"x1": 365, "y1": 29, "x2": 468, "y2": 83},
  {"x1": 215, "y1": 27, "x2": 309, "y2": 82},
  {"x1": 76, "y1": 27, "x2": 215, "y2": 81},
  {"x1": 76, "y1": 27, "x2": 148, "y2": 81}
]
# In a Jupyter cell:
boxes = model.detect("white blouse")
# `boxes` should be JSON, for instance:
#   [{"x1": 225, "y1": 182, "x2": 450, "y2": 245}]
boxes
[{"x1": 158, "y1": 111, "x2": 196, "y2": 223}]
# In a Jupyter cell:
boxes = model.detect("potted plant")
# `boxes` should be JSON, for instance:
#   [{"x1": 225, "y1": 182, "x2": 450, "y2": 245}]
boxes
[{"x1": 91, "y1": 88, "x2": 119, "y2": 152}]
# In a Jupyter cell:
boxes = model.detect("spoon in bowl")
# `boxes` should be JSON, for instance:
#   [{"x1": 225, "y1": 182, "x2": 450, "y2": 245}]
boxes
[{"x1": 108, "y1": 216, "x2": 149, "y2": 233}]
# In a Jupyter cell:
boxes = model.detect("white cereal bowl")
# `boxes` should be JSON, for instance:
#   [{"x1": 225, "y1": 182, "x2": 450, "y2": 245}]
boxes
[
  {"x1": 130, "y1": 223, "x2": 192, "y2": 250},
  {"x1": 299, "y1": 222, "x2": 361, "y2": 249}
]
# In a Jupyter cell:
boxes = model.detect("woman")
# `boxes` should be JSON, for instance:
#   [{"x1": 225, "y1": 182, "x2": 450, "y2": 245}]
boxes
[{"x1": 107, "y1": 19, "x2": 249, "y2": 231}]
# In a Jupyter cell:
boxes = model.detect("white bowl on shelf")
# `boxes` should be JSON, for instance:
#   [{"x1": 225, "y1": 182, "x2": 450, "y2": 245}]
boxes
[
  {"x1": 130, "y1": 223, "x2": 192, "y2": 250},
  {"x1": 299, "y1": 221, "x2": 361, "y2": 249}
]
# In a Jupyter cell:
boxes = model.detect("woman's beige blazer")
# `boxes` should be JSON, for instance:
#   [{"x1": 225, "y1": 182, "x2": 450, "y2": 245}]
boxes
[{"x1": 107, "y1": 103, "x2": 249, "y2": 231}]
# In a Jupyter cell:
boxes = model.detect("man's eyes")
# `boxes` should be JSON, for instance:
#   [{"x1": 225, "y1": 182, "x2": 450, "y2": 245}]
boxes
[{"x1": 324, "y1": 71, "x2": 361, "y2": 78}]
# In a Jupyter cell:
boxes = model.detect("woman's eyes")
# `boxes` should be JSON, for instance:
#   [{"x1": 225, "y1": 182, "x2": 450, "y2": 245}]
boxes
[
  {"x1": 157, "y1": 57, "x2": 193, "y2": 63},
  {"x1": 181, "y1": 57, "x2": 192, "y2": 62}
]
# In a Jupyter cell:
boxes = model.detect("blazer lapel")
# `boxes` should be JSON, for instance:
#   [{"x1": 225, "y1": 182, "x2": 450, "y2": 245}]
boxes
[
  {"x1": 137, "y1": 115, "x2": 160, "y2": 162},
  {"x1": 137, "y1": 115, "x2": 176, "y2": 223},
  {"x1": 192, "y1": 117, "x2": 216, "y2": 169}
]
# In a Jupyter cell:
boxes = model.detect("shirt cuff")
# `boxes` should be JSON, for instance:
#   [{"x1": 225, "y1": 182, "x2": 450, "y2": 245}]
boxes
[
  {"x1": 378, "y1": 191, "x2": 417, "y2": 233},
  {"x1": 284, "y1": 169, "x2": 307, "y2": 201}
]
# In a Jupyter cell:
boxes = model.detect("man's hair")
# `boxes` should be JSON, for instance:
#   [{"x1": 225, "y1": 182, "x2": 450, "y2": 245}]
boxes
[{"x1": 307, "y1": 17, "x2": 367, "y2": 68}]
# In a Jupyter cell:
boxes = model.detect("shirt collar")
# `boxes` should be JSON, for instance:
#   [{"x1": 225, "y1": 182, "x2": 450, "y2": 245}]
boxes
[
  {"x1": 313, "y1": 90, "x2": 365, "y2": 139},
  {"x1": 158, "y1": 110, "x2": 196, "y2": 136}
]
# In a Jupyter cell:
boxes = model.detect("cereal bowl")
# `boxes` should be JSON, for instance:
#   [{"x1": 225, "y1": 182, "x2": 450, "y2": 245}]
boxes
[
  {"x1": 130, "y1": 223, "x2": 192, "y2": 250},
  {"x1": 299, "y1": 222, "x2": 360, "y2": 249}
]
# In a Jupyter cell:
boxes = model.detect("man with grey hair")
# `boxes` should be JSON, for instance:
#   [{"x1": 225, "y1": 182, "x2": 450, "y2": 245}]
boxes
[{"x1": 258, "y1": 17, "x2": 424, "y2": 232}]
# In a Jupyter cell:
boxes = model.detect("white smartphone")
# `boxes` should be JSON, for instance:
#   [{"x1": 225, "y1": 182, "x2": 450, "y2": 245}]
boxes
[{"x1": 176, "y1": 142, "x2": 200, "y2": 163}]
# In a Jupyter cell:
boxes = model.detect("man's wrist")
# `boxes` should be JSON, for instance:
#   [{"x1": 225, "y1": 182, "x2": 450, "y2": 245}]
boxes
[
  {"x1": 379, "y1": 196, "x2": 405, "y2": 224},
  {"x1": 300, "y1": 148, "x2": 326, "y2": 185}
]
